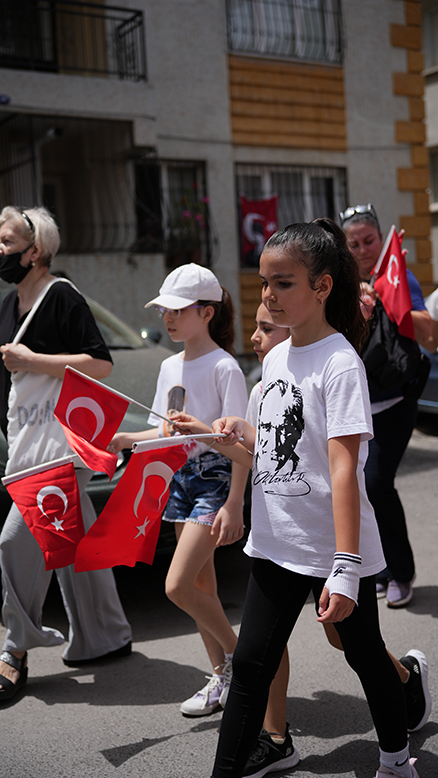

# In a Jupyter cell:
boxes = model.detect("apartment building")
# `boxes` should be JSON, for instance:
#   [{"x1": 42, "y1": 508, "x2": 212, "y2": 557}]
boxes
[{"x1": 0, "y1": 0, "x2": 432, "y2": 351}]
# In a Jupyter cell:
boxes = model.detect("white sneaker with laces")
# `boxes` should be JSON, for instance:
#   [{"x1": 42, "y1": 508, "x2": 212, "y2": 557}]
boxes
[{"x1": 180, "y1": 673, "x2": 224, "y2": 716}]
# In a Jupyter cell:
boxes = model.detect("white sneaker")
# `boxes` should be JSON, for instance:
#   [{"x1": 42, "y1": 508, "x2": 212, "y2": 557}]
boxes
[
  {"x1": 180, "y1": 673, "x2": 224, "y2": 716},
  {"x1": 219, "y1": 655, "x2": 233, "y2": 708},
  {"x1": 374, "y1": 758, "x2": 419, "y2": 778}
]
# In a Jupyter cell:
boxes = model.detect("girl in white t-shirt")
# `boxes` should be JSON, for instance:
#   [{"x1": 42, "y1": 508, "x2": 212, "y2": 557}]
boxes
[
  {"x1": 208, "y1": 221, "x2": 419, "y2": 778},
  {"x1": 109, "y1": 263, "x2": 248, "y2": 718}
]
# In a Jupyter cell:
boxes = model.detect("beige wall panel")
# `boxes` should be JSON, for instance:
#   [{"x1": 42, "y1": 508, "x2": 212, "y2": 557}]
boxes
[{"x1": 229, "y1": 54, "x2": 346, "y2": 153}]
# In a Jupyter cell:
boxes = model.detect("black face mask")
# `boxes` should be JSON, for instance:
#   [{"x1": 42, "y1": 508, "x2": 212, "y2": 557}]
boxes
[{"x1": 0, "y1": 246, "x2": 33, "y2": 285}]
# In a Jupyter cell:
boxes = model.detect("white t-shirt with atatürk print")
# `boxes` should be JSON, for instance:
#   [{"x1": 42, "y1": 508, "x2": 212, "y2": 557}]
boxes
[{"x1": 245, "y1": 333, "x2": 385, "y2": 579}]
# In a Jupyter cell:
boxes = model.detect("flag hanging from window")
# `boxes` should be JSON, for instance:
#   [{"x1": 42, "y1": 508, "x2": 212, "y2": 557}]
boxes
[
  {"x1": 239, "y1": 195, "x2": 278, "y2": 268},
  {"x1": 55, "y1": 367, "x2": 130, "y2": 478},
  {"x1": 74, "y1": 444, "x2": 188, "y2": 572},
  {"x1": 372, "y1": 226, "x2": 415, "y2": 340},
  {"x1": 3, "y1": 460, "x2": 84, "y2": 571}
]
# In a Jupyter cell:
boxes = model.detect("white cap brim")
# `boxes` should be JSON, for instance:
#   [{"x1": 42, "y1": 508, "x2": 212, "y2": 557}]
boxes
[{"x1": 144, "y1": 293, "x2": 197, "y2": 310}]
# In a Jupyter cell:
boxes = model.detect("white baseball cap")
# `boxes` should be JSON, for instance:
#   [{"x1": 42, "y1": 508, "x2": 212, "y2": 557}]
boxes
[{"x1": 145, "y1": 263, "x2": 223, "y2": 310}]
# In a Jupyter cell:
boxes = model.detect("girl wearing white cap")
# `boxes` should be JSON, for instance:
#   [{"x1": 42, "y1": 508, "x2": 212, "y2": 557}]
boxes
[{"x1": 109, "y1": 263, "x2": 248, "y2": 716}]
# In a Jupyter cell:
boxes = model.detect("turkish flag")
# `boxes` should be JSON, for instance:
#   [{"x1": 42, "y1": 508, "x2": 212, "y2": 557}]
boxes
[
  {"x1": 55, "y1": 367, "x2": 129, "y2": 478},
  {"x1": 74, "y1": 444, "x2": 188, "y2": 571},
  {"x1": 4, "y1": 462, "x2": 84, "y2": 571},
  {"x1": 372, "y1": 226, "x2": 415, "y2": 340},
  {"x1": 239, "y1": 195, "x2": 278, "y2": 267}
]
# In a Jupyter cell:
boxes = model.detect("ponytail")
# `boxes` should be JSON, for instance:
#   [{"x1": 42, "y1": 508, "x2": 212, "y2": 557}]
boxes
[{"x1": 198, "y1": 287, "x2": 236, "y2": 355}]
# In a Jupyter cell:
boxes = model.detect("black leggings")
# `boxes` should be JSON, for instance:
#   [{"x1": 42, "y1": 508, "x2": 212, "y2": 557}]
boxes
[{"x1": 211, "y1": 559, "x2": 407, "y2": 778}]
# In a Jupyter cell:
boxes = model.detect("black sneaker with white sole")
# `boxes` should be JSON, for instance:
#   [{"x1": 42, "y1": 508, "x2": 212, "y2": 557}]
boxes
[
  {"x1": 399, "y1": 649, "x2": 432, "y2": 732},
  {"x1": 242, "y1": 725, "x2": 300, "y2": 778}
]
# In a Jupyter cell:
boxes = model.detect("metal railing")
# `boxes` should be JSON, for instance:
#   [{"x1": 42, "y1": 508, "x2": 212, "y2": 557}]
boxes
[
  {"x1": 0, "y1": 0, "x2": 146, "y2": 81},
  {"x1": 227, "y1": 0, "x2": 344, "y2": 65}
]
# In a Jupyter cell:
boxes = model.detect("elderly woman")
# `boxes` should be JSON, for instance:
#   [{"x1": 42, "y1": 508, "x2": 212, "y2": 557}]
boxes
[
  {"x1": 341, "y1": 204, "x2": 431, "y2": 608},
  {"x1": 0, "y1": 206, "x2": 131, "y2": 701}
]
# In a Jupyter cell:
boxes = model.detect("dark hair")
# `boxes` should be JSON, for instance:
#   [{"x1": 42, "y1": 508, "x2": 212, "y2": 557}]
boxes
[
  {"x1": 264, "y1": 218, "x2": 368, "y2": 352},
  {"x1": 198, "y1": 286, "x2": 236, "y2": 355},
  {"x1": 342, "y1": 212, "x2": 380, "y2": 234}
]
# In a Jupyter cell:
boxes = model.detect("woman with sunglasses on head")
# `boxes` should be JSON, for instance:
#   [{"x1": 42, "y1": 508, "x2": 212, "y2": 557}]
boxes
[
  {"x1": 0, "y1": 206, "x2": 132, "y2": 702},
  {"x1": 109, "y1": 263, "x2": 248, "y2": 716},
  {"x1": 341, "y1": 204, "x2": 432, "y2": 608}
]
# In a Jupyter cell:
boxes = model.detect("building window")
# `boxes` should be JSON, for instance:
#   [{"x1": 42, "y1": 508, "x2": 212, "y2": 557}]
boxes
[
  {"x1": 424, "y1": 2, "x2": 438, "y2": 70},
  {"x1": 134, "y1": 159, "x2": 215, "y2": 267},
  {"x1": 227, "y1": 0, "x2": 344, "y2": 64},
  {"x1": 0, "y1": 113, "x2": 136, "y2": 252}
]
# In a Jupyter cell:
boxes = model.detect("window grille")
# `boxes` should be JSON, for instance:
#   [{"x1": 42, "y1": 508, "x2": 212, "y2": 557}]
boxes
[
  {"x1": 227, "y1": 0, "x2": 344, "y2": 64},
  {"x1": 236, "y1": 162, "x2": 346, "y2": 266}
]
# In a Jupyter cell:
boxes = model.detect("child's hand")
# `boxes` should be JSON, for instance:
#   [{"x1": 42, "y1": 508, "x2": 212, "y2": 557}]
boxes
[
  {"x1": 317, "y1": 587, "x2": 355, "y2": 623},
  {"x1": 107, "y1": 432, "x2": 131, "y2": 454},
  {"x1": 170, "y1": 413, "x2": 212, "y2": 436},
  {"x1": 210, "y1": 501, "x2": 244, "y2": 547},
  {"x1": 212, "y1": 416, "x2": 246, "y2": 445}
]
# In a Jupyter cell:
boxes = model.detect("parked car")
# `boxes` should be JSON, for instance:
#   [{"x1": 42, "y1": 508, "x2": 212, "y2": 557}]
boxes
[{"x1": 0, "y1": 284, "x2": 178, "y2": 553}]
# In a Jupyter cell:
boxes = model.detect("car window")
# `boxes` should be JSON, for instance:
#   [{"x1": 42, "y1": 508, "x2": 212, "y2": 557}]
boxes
[{"x1": 85, "y1": 297, "x2": 146, "y2": 349}]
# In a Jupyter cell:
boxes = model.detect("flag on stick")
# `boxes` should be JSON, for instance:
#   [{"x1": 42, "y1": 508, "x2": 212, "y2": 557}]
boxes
[
  {"x1": 55, "y1": 367, "x2": 130, "y2": 478},
  {"x1": 3, "y1": 459, "x2": 84, "y2": 571},
  {"x1": 372, "y1": 226, "x2": 415, "y2": 340},
  {"x1": 74, "y1": 444, "x2": 188, "y2": 571}
]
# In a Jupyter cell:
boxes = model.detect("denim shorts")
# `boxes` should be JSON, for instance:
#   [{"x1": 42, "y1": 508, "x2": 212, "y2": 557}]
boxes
[{"x1": 163, "y1": 451, "x2": 232, "y2": 526}]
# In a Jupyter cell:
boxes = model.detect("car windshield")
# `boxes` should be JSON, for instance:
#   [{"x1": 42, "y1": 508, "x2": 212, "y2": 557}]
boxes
[{"x1": 85, "y1": 297, "x2": 145, "y2": 349}]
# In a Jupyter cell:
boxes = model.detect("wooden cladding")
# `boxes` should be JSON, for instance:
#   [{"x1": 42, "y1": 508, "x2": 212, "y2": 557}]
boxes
[
  {"x1": 229, "y1": 55, "x2": 346, "y2": 151},
  {"x1": 392, "y1": 0, "x2": 433, "y2": 292}
]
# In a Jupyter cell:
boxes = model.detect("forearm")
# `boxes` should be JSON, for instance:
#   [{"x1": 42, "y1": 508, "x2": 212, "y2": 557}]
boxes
[
  {"x1": 331, "y1": 469, "x2": 360, "y2": 555},
  {"x1": 422, "y1": 319, "x2": 438, "y2": 353},
  {"x1": 412, "y1": 309, "x2": 432, "y2": 346},
  {"x1": 212, "y1": 440, "x2": 253, "y2": 468},
  {"x1": 22, "y1": 353, "x2": 112, "y2": 380},
  {"x1": 328, "y1": 436, "x2": 361, "y2": 555}
]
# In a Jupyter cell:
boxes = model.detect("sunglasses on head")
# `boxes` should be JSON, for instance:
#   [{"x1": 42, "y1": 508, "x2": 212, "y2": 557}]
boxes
[
  {"x1": 20, "y1": 211, "x2": 35, "y2": 234},
  {"x1": 339, "y1": 203, "x2": 379, "y2": 226}
]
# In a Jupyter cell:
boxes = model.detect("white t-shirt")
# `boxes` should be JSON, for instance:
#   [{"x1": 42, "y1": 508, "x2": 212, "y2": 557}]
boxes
[
  {"x1": 148, "y1": 347, "x2": 248, "y2": 457},
  {"x1": 246, "y1": 380, "x2": 262, "y2": 427},
  {"x1": 245, "y1": 333, "x2": 385, "y2": 578},
  {"x1": 426, "y1": 288, "x2": 438, "y2": 322}
]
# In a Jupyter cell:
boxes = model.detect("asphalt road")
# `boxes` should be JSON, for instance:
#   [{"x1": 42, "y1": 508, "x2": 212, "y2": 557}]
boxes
[{"x1": 1, "y1": 416, "x2": 438, "y2": 778}]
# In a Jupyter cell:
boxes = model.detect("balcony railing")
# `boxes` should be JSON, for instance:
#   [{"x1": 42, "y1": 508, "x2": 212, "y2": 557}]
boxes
[{"x1": 0, "y1": 0, "x2": 146, "y2": 81}]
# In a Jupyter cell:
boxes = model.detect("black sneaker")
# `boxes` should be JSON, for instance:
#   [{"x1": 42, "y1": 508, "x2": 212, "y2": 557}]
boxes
[
  {"x1": 243, "y1": 725, "x2": 300, "y2": 778},
  {"x1": 399, "y1": 649, "x2": 432, "y2": 732}
]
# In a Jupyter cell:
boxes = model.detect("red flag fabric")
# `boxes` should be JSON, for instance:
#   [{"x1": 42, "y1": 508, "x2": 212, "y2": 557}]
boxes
[
  {"x1": 239, "y1": 195, "x2": 278, "y2": 267},
  {"x1": 5, "y1": 462, "x2": 84, "y2": 571},
  {"x1": 74, "y1": 445, "x2": 188, "y2": 571},
  {"x1": 372, "y1": 226, "x2": 415, "y2": 340},
  {"x1": 55, "y1": 367, "x2": 129, "y2": 478}
]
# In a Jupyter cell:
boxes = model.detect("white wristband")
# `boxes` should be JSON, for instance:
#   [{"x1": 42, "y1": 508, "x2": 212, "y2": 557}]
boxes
[{"x1": 324, "y1": 552, "x2": 362, "y2": 605}]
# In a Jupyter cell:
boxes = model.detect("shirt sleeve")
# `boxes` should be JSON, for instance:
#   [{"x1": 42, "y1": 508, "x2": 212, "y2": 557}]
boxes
[
  {"x1": 407, "y1": 269, "x2": 426, "y2": 312},
  {"x1": 214, "y1": 358, "x2": 248, "y2": 418},
  {"x1": 426, "y1": 289, "x2": 438, "y2": 322},
  {"x1": 325, "y1": 355, "x2": 373, "y2": 441}
]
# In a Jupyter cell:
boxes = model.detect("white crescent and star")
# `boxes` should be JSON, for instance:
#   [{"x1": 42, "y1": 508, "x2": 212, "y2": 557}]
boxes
[
  {"x1": 65, "y1": 397, "x2": 105, "y2": 442},
  {"x1": 132, "y1": 462, "x2": 174, "y2": 539},
  {"x1": 37, "y1": 486, "x2": 68, "y2": 532},
  {"x1": 387, "y1": 254, "x2": 400, "y2": 289}
]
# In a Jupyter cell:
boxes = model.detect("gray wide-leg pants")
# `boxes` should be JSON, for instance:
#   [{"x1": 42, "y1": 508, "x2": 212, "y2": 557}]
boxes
[{"x1": 0, "y1": 469, "x2": 132, "y2": 661}]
